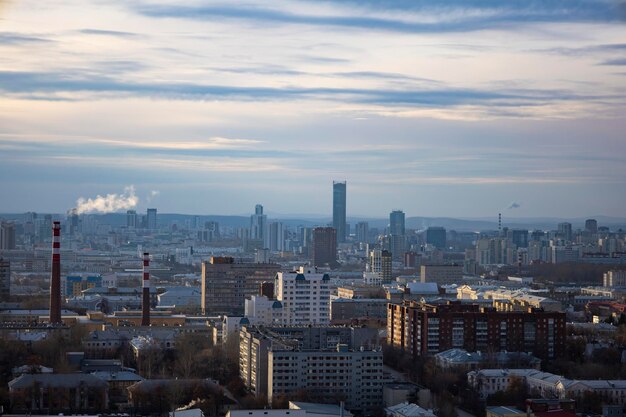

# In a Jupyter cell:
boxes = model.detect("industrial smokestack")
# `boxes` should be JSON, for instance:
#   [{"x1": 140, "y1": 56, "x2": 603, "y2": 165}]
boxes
[
  {"x1": 49, "y1": 221, "x2": 62, "y2": 324},
  {"x1": 142, "y1": 252, "x2": 150, "y2": 326}
]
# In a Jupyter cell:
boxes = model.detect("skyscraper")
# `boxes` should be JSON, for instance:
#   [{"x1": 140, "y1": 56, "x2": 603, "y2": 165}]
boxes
[
  {"x1": 312, "y1": 227, "x2": 337, "y2": 267},
  {"x1": 250, "y1": 204, "x2": 268, "y2": 246},
  {"x1": 389, "y1": 210, "x2": 406, "y2": 258},
  {"x1": 585, "y1": 219, "x2": 598, "y2": 234},
  {"x1": 557, "y1": 222, "x2": 572, "y2": 241},
  {"x1": 355, "y1": 221, "x2": 369, "y2": 243},
  {"x1": 146, "y1": 208, "x2": 157, "y2": 229},
  {"x1": 333, "y1": 181, "x2": 347, "y2": 243},
  {"x1": 127, "y1": 210, "x2": 138, "y2": 228},
  {"x1": 268, "y1": 222, "x2": 285, "y2": 251},
  {"x1": 389, "y1": 210, "x2": 405, "y2": 236}
]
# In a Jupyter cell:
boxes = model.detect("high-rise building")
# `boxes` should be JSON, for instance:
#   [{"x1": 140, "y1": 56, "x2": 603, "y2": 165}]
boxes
[
  {"x1": 510, "y1": 229, "x2": 529, "y2": 248},
  {"x1": 201, "y1": 257, "x2": 280, "y2": 315},
  {"x1": 126, "y1": 210, "x2": 138, "y2": 228},
  {"x1": 389, "y1": 210, "x2": 405, "y2": 236},
  {"x1": 426, "y1": 226, "x2": 447, "y2": 249},
  {"x1": 355, "y1": 221, "x2": 369, "y2": 243},
  {"x1": 146, "y1": 208, "x2": 157, "y2": 229},
  {"x1": 333, "y1": 181, "x2": 347, "y2": 243},
  {"x1": 387, "y1": 301, "x2": 565, "y2": 360},
  {"x1": 250, "y1": 204, "x2": 268, "y2": 246},
  {"x1": 368, "y1": 249, "x2": 392, "y2": 283},
  {"x1": 585, "y1": 219, "x2": 598, "y2": 234},
  {"x1": 268, "y1": 222, "x2": 284, "y2": 251},
  {"x1": 0, "y1": 258, "x2": 9, "y2": 300},
  {"x1": 557, "y1": 222, "x2": 572, "y2": 241},
  {"x1": 0, "y1": 222, "x2": 16, "y2": 250},
  {"x1": 312, "y1": 227, "x2": 337, "y2": 267},
  {"x1": 420, "y1": 264, "x2": 463, "y2": 285},
  {"x1": 276, "y1": 266, "x2": 331, "y2": 325}
]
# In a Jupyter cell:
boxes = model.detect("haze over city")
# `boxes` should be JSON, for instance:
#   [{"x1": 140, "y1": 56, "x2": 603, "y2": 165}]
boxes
[{"x1": 1, "y1": 0, "x2": 626, "y2": 217}]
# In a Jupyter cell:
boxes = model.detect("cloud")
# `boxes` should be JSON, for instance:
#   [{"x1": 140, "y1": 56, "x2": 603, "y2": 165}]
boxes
[
  {"x1": 600, "y1": 58, "x2": 626, "y2": 66},
  {"x1": 508, "y1": 201, "x2": 522, "y2": 209},
  {"x1": 0, "y1": 70, "x2": 620, "y2": 110},
  {"x1": 75, "y1": 185, "x2": 139, "y2": 214},
  {"x1": 0, "y1": 32, "x2": 53, "y2": 45},
  {"x1": 78, "y1": 29, "x2": 140, "y2": 38},
  {"x1": 133, "y1": 1, "x2": 626, "y2": 34}
]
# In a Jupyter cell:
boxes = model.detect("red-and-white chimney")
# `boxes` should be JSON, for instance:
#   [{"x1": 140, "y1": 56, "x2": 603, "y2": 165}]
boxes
[
  {"x1": 142, "y1": 252, "x2": 150, "y2": 326},
  {"x1": 49, "y1": 221, "x2": 62, "y2": 324}
]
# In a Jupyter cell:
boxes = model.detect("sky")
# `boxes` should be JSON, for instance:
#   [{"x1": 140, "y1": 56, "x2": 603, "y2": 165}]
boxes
[{"x1": 1, "y1": 0, "x2": 626, "y2": 218}]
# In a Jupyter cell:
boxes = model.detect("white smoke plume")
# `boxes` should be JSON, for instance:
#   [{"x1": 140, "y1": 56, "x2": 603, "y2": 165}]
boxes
[
  {"x1": 146, "y1": 190, "x2": 160, "y2": 203},
  {"x1": 508, "y1": 202, "x2": 521, "y2": 210},
  {"x1": 75, "y1": 185, "x2": 138, "y2": 214}
]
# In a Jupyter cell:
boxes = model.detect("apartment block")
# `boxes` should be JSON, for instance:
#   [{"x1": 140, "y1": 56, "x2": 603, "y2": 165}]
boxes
[
  {"x1": 387, "y1": 301, "x2": 565, "y2": 360},
  {"x1": 275, "y1": 267, "x2": 331, "y2": 325}
]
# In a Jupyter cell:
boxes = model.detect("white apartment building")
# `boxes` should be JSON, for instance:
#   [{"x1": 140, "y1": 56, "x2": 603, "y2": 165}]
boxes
[
  {"x1": 276, "y1": 267, "x2": 331, "y2": 325},
  {"x1": 244, "y1": 295, "x2": 284, "y2": 325},
  {"x1": 268, "y1": 346, "x2": 384, "y2": 414}
]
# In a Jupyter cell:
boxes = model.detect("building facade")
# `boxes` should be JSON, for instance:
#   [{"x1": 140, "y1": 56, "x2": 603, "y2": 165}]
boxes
[
  {"x1": 387, "y1": 301, "x2": 565, "y2": 360},
  {"x1": 201, "y1": 257, "x2": 280, "y2": 315},
  {"x1": 312, "y1": 227, "x2": 337, "y2": 267},
  {"x1": 275, "y1": 267, "x2": 331, "y2": 325},
  {"x1": 333, "y1": 181, "x2": 347, "y2": 243}
]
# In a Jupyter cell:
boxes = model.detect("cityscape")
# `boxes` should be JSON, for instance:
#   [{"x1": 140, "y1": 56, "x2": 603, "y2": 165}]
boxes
[{"x1": 1, "y1": 1, "x2": 626, "y2": 417}]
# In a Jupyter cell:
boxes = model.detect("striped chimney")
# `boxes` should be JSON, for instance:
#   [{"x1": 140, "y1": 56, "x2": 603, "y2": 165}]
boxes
[
  {"x1": 142, "y1": 252, "x2": 150, "y2": 326},
  {"x1": 49, "y1": 221, "x2": 62, "y2": 324}
]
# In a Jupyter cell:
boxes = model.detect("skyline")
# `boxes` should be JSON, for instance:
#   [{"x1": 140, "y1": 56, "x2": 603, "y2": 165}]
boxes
[{"x1": 1, "y1": 0, "x2": 626, "y2": 217}]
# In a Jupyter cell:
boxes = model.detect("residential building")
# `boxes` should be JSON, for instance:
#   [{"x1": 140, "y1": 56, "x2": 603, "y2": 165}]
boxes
[
  {"x1": 604, "y1": 270, "x2": 626, "y2": 287},
  {"x1": 244, "y1": 294, "x2": 284, "y2": 325},
  {"x1": 275, "y1": 266, "x2": 331, "y2": 325},
  {"x1": 126, "y1": 210, "x2": 138, "y2": 228},
  {"x1": 557, "y1": 222, "x2": 572, "y2": 241},
  {"x1": 201, "y1": 256, "x2": 280, "y2": 315},
  {"x1": 356, "y1": 221, "x2": 369, "y2": 243},
  {"x1": 387, "y1": 301, "x2": 565, "y2": 360},
  {"x1": 585, "y1": 219, "x2": 598, "y2": 234},
  {"x1": 239, "y1": 325, "x2": 383, "y2": 415},
  {"x1": 251, "y1": 204, "x2": 268, "y2": 246},
  {"x1": 62, "y1": 274, "x2": 102, "y2": 297},
  {"x1": 369, "y1": 249, "x2": 392, "y2": 283}
]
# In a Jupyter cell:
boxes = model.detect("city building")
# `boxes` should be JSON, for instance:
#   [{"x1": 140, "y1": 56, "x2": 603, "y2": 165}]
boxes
[
  {"x1": 389, "y1": 210, "x2": 406, "y2": 259},
  {"x1": 603, "y1": 270, "x2": 626, "y2": 287},
  {"x1": 275, "y1": 267, "x2": 331, "y2": 325},
  {"x1": 239, "y1": 325, "x2": 382, "y2": 415},
  {"x1": 585, "y1": 219, "x2": 598, "y2": 234},
  {"x1": 420, "y1": 264, "x2": 463, "y2": 285},
  {"x1": 0, "y1": 221, "x2": 16, "y2": 250},
  {"x1": 368, "y1": 249, "x2": 392, "y2": 284},
  {"x1": 62, "y1": 274, "x2": 102, "y2": 297},
  {"x1": 387, "y1": 301, "x2": 565, "y2": 360},
  {"x1": 8, "y1": 373, "x2": 108, "y2": 413},
  {"x1": 269, "y1": 222, "x2": 285, "y2": 251},
  {"x1": 201, "y1": 256, "x2": 280, "y2": 316},
  {"x1": 557, "y1": 222, "x2": 572, "y2": 241},
  {"x1": 244, "y1": 294, "x2": 284, "y2": 325},
  {"x1": 126, "y1": 210, "x2": 138, "y2": 228},
  {"x1": 250, "y1": 204, "x2": 268, "y2": 247},
  {"x1": 356, "y1": 221, "x2": 369, "y2": 243},
  {"x1": 146, "y1": 208, "x2": 157, "y2": 230},
  {"x1": 426, "y1": 227, "x2": 446, "y2": 250},
  {"x1": 312, "y1": 227, "x2": 337, "y2": 267},
  {"x1": 0, "y1": 258, "x2": 9, "y2": 300},
  {"x1": 333, "y1": 181, "x2": 347, "y2": 243}
]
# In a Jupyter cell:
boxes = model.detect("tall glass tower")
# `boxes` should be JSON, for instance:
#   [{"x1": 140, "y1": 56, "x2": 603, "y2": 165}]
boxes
[{"x1": 333, "y1": 181, "x2": 347, "y2": 243}]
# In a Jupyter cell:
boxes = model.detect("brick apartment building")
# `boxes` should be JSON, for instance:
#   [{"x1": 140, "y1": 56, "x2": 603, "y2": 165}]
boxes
[{"x1": 387, "y1": 301, "x2": 565, "y2": 360}]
